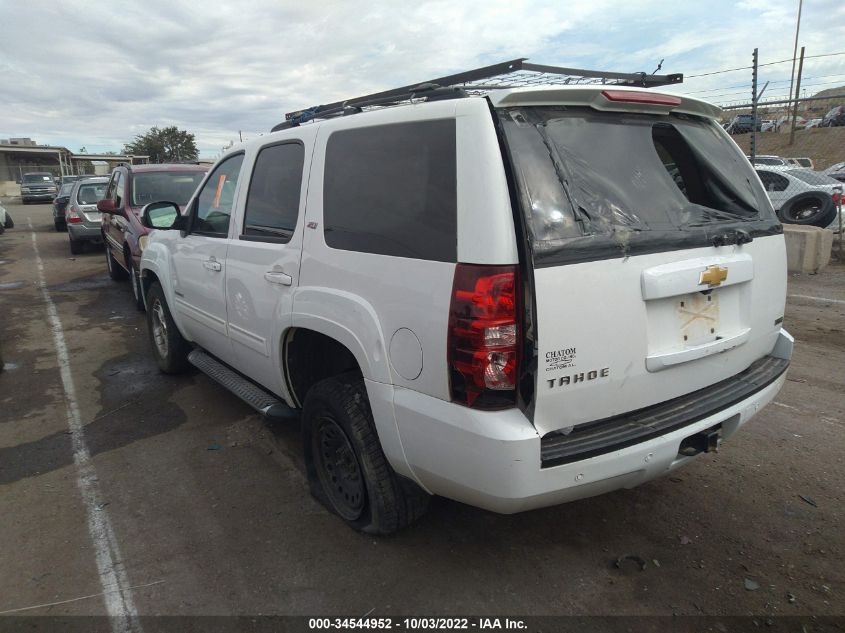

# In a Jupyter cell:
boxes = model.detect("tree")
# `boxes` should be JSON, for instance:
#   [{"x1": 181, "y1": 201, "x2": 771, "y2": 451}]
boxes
[{"x1": 123, "y1": 126, "x2": 198, "y2": 163}]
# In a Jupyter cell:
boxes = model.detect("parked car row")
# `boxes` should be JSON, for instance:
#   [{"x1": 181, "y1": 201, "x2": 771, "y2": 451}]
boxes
[{"x1": 723, "y1": 104, "x2": 845, "y2": 134}]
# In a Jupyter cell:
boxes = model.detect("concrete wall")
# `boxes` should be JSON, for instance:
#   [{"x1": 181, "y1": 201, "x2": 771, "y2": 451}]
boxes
[{"x1": 783, "y1": 225, "x2": 834, "y2": 274}]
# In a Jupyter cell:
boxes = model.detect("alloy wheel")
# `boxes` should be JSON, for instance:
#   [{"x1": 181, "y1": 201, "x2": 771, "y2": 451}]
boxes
[{"x1": 151, "y1": 299, "x2": 169, "y2": 359}]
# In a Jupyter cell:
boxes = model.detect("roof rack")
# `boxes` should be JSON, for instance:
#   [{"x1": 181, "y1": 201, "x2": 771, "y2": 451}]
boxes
[{"x1": 272, "y1": 57, "x2": 683, "y2": 131}]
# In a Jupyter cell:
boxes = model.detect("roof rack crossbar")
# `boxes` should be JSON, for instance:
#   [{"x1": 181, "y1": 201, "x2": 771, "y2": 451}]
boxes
[{"x1": 272, "y1": 58, "x2": 683, "y2": 131}]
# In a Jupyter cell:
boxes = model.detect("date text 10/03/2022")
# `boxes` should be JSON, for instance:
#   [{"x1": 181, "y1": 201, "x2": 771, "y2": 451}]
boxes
[{"x1": 307, "y1": 617, "x2": 528, "y2": 630}]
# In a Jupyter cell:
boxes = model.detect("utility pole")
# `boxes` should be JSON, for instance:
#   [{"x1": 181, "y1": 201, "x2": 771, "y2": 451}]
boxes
[
  {"x1": 750, "y1": 48, "x2": 759, "y2": 161},
  {"x1": 789, "y1": 46, "x2": 805, "y2": 146},
  {"x1": 786, "y1": 0, "x2": 803, "y2": 120}
]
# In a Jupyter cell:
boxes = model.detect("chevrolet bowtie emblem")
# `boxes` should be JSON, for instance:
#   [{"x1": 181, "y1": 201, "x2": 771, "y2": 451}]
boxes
[{"x1": 699, "y1": 265, "x2": 728, "y2": 288}]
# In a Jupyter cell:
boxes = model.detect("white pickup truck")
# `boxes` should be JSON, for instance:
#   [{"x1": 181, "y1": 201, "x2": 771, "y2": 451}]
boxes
[{"x1": 139, "y1": 78, "x2": 793, "y2": 534}]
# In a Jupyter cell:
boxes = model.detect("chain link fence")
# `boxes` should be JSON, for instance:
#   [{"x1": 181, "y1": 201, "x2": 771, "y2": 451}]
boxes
[{"x1": 709, "y1": 50, "x2": 845, "y2": 262}]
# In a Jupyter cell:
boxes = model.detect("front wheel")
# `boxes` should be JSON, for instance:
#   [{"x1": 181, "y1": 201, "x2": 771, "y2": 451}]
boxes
[
  {"x1": 130, "y1": 265, "x2": 145, "y2": 311},
  {"x1": 3, "y1": 213, "x2": 13, "y2": 229},
  {"x1": 145, "y1": 282, "x2": 190, "y2": 374},
  {"x1": 302, "y1": 375, "x2": 429, "y2": 534}
]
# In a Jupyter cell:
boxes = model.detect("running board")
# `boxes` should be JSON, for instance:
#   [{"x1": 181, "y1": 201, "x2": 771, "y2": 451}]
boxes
[{"x1": 187, "y1": 349, "x2": 299, "y2": 421}]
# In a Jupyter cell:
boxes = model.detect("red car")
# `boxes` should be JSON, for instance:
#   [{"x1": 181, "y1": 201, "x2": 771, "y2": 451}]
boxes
[{"x1": 98, "y1": 163, "x2": 208, "y2": 310}]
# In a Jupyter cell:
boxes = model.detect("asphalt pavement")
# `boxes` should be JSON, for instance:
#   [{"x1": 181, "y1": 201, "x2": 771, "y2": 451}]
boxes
[{"x1": 1, "y1": 201, "x2": 843, "y2": 621}]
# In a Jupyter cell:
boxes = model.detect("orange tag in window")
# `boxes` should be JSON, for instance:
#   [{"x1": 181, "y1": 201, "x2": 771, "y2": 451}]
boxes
[{"x1": 212, "y1": 174, "x2": 227, "y2": 208}]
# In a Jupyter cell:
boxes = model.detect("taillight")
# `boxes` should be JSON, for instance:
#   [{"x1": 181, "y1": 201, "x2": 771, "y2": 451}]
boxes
[
  {"x1": 601, "y1": 90, "x2": 682, "y2": 107},
  {"x1": 66, "y1": 207, "x2": 81, "y2": 223},
  {"x1": 833, "y1": 193, "x2": 842, "y2": 206},
  {"x1": 448, "y1": 264, "x2": 520, "y2": 409}
]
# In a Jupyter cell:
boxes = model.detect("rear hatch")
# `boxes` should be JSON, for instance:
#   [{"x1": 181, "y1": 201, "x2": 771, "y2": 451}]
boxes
[
  {"x1": 495, "y1": 92, "x2": 787, "y2": 436},
  {"x1": 76, "y1": 181, "x2": 109, "y2": 223}
]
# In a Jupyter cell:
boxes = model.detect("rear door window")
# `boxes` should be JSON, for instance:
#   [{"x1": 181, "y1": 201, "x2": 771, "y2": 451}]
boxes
[
  {"x1": 323, "y1": 119, "x2": 457, "y2": 262},
  {"x1": 499, "y1": 106, "x2": 779, "y2": 265},
  {"x1": 242, "y1": 142, "x2": 305, "y2": 242}
]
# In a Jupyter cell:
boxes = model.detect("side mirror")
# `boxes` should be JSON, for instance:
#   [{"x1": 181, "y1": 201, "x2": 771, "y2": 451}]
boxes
[
  {"x1": 141, "y1": 201, "x2": 182, "y2": 230},
  {"x1": 97, "y1": 198, "x2": 124, "y2": 216}
]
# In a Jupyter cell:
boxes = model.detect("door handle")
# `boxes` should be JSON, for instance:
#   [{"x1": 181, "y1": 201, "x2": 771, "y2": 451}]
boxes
[
  {"x1": 264, "y1": 271, "x2": 292, "y2": 286},
  {"x1": 203, "y1": 258, "x2": 222, "y2": 272}
]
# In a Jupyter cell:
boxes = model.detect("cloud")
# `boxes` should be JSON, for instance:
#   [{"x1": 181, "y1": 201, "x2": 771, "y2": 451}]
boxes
[{"x1": 0, "y1": 0, "x2": 843, "y2": 155}]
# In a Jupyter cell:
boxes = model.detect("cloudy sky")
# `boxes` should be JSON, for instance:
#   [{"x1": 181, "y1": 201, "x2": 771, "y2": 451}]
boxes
[{"x1": 1, "y1": 0, "x2": 844, "y2": 158}]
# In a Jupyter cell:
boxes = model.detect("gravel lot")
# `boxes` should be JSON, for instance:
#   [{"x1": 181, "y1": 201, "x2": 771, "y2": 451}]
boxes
[{"x1": 0, "y1": 201, "x2": 842, "y2": 623}]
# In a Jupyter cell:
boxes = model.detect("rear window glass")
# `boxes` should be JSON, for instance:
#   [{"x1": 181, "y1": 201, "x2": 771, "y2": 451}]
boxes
[
  {"x1": 77, "y1": 183, "x2": 107, "y2": 205},
  {"x1": 323, "y1": 119, "x2": 457, "y2": 262},
  {"x1": 131, "y1": 171, "x2": 206, "y2": 207},
  {"x1": 499, "y1": 107, "x2": 777, "y2": 262}
]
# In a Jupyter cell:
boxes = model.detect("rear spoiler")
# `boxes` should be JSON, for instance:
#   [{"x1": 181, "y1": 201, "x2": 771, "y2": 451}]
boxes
[{"x1": 487, "y1": 86, "x2": 721, "y2": 119}]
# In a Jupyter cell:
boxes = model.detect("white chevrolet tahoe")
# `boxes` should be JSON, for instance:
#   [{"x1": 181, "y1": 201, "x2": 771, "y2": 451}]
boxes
[{"x1": 139, "y1": 76, "x2": 793, "y2": 534}]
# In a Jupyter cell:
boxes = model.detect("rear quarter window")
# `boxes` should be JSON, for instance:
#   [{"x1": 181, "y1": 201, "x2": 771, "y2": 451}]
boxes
[{"x1": 323, "y1": 119, "x2": 457, "y2": 262}]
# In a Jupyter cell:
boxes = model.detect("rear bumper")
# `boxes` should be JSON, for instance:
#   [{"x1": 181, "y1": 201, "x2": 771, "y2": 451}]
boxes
[
  {"x1": 391, "y1": 331, "x2": 792, "y2": 514},
  {"x1": 67, "y1": 223, "x2": 103, "y2": 242}
]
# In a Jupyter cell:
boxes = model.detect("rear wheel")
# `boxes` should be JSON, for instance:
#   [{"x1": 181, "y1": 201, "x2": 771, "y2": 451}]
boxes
[
  {"x1": 130, "y1": 265, "x2": 145, "y2": 311},
  {"x1": 105, "y1": 246, "x2": 128, "y2": 281},
  {"x1": 54, "y1": 219, "x2": 65, "y2": 232},
  {"x1": 145, "y1": 282, "x2": 190, "y2": 374},
  {"x1": 302, "y1": 374, "x2": 429, "y2": 534},
  {"x1": 777, "y1": 192, "x2": 837, "y2": 227},
  {"x1": 3, "y1": 213, "x2": 13, "y2": 229},
  {"x1": 69, "y1": 238, "x2": 84, "y2": 255}
]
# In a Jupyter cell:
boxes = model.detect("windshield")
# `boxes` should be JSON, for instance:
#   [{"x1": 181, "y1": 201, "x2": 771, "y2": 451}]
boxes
[
  {"x1": 77, "y1": 183, "x2": 107, "y2": 205},
  {"x1": 23, "y1": 174, "x2": 53, "y2": 183},
  {"x1": 787, "y1": 169, "x2": 840, "y2": 186},
  {"x1": 131, "y1": 172, "x2": 205, "y2": 207},
  {"x1": 498, "y1": 106, "x2": 779, "y2": 263}
]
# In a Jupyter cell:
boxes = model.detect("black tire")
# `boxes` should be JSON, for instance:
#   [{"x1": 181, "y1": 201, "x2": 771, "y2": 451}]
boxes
[
  {"x1": 129, "y1": 264, "x2": 145, "y2": 312},
  {"x1": 145, "y1": 282, "x2": 190, "y2": 374},
  {"x1": 105, "y1": 246, "x2": 128, "y2": 281},
  {"x1": 54, "y1": 219, "x2": 65, "y2": 232},
  {"x1": 302, "y1": 374, "x2": 430, "y2": 534},
  {"x1": 69, "y1": 238, "x2": 84, "y2": 255},
  {"x1": 3, "y1": 213, "x2": 13, "y2": 229},
  {"x1": 777, "y1": 192, "x2": 837, "y2": 228}
]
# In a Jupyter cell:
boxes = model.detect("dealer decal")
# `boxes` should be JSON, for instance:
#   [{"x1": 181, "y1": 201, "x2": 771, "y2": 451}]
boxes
[{"x1": 544, "y1": 347, "x2": 577, "y2": 372}]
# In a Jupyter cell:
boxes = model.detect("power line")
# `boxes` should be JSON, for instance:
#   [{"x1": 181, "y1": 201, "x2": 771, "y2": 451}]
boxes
[
  {"x1": 687, "y1": 72, "x2": 845, "y2": 95},
  {"x1": 686, "y1": 50, "x2": 845, "y2": 79},
  {"x1": 705, "y1": 78, "x2": 845, "y2": 101}
]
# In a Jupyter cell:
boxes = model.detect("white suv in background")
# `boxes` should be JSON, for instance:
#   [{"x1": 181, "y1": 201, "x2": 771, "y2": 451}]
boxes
[{"x1": 139, "y1": 84, "x2": 793, "y2": 534}]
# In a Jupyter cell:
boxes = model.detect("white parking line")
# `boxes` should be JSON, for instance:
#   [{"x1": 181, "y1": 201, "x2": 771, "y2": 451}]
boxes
[
  {"x1": 28, "y1": 220, "x2": 141, "y2": 632},
  {"x1": 788, "y1": 293, "x2": 845, "y2": 306}
]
